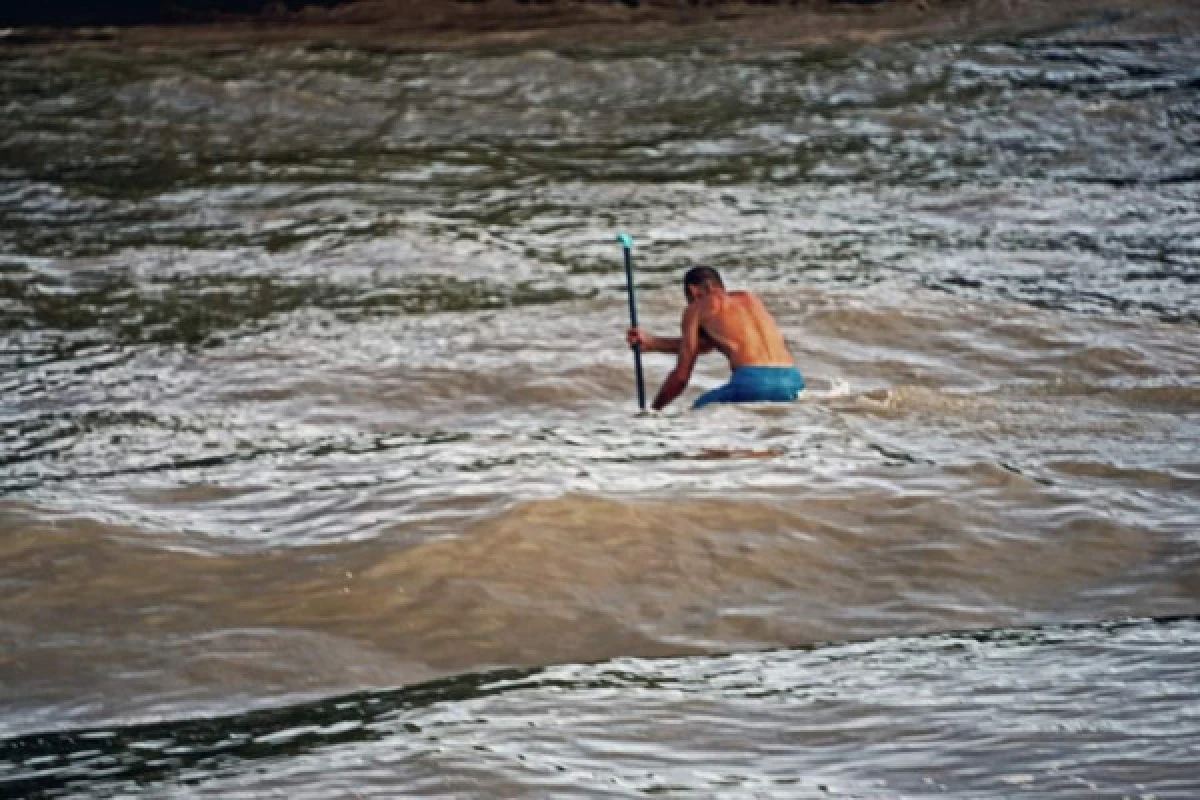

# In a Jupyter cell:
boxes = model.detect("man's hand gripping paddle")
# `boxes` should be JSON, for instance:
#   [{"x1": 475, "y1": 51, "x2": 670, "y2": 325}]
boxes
[{"x1": 617, "y1": 233, "x2": 647, "y2": 411}]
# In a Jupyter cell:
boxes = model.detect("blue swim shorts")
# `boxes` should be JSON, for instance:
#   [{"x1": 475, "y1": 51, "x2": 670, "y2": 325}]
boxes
[{"x1": 693, "y1": 365, "x2": 805, "y2": 409}]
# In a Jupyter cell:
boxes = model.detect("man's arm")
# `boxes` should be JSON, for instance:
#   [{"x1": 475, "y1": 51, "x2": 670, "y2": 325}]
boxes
[
  {"x1": 626, "y1": 329, "x2": 714, "y2": 356},
  {"x1": 626, "y1": 329, "x2": 678, "y2": 354},
  {"x1": 651, "y1": 305, "x2": 703, "y2": 411}
]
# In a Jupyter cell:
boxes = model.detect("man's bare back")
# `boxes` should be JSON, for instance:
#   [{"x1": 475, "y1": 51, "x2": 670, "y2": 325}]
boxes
[
  {"x1": 692, "y1": 289, "x2": 794, "y2": 370},
  {"x1": 626, "y1": 267, "x2": 802, "y2": 411}
]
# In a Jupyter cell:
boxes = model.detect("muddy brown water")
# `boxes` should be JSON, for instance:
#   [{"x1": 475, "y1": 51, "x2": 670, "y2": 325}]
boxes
[{"x1": 1, "y1": 5, "x2": 1199, "y2": 797}]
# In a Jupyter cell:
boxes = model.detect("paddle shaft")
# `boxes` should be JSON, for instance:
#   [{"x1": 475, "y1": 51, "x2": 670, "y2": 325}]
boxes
[{"x1": 621, "y1": 243, "x2": 647, "y2": 410}]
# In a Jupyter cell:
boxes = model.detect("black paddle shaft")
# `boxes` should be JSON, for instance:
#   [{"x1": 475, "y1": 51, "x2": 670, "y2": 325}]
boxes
[{"x1": 622, "y1": 243, "x2": 647, "y2": 410}]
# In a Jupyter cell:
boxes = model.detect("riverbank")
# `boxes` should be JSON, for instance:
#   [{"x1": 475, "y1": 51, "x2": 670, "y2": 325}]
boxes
[{"x1": 4, "y1": 0, "x2": 1197, "y2": 52}]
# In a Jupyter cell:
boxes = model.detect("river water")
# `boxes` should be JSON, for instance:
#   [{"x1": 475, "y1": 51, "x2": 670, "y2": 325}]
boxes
[{"x1": 2, "y1": 5, "x2": 1199, "y2": 797}]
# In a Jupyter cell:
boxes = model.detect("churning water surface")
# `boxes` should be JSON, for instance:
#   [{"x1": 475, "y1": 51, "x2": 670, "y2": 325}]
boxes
[{"x1": 1, "y1": 5, "x2": 1199, "y2": 797}]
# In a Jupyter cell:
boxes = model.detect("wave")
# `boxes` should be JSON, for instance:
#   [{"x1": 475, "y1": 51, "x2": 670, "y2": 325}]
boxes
[
  {"x1": 3, "y1": 614, "x2": 1197, "y2": 798},
  {"x1": 2, "y1": 482, "x2": 1182, "y2": 738}
]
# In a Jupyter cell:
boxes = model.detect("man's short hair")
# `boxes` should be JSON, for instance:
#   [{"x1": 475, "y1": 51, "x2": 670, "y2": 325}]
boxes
[{"x1": 683, "y1": 266, "x2": 724, "y2": 290}]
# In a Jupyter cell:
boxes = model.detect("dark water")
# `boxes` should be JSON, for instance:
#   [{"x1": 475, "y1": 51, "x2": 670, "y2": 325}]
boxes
[
  {"x1": 2, "y1": 4, "x2": 1199, "y2": 796},
  {"x1": 4, "y1": 616, "x2": 1199, "y2": 798}
]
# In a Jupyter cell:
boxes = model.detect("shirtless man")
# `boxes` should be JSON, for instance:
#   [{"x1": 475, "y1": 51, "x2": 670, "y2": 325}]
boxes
[{"x1": 626, "y1": 266, "x2": 804, "y2": 411}]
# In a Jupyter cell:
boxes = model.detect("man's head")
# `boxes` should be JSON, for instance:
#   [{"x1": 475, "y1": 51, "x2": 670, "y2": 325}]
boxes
[{"x1": 683, "y1": 266, "x2": 725, "y2": 303}]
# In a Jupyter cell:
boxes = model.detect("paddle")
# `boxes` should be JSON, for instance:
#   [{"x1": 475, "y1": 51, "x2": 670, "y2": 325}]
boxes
[{"x1": 617, "y1": 233, "x2": 647, "y2": 411}]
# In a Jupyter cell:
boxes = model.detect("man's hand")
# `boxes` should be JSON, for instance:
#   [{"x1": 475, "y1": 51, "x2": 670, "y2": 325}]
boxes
[{"x1": 626, "y1": 327, "x2": 654, "y2": 350}]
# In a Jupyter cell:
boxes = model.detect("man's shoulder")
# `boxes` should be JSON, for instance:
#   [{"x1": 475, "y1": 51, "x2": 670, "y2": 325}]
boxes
[{"x1": 728, "y1": 290, "x2": 757, "y2": 301}]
